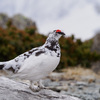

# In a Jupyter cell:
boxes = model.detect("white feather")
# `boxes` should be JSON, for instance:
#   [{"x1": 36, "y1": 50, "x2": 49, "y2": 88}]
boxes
[{"x1": 14, "y1": 53, "x2": 60, "y2": 81}]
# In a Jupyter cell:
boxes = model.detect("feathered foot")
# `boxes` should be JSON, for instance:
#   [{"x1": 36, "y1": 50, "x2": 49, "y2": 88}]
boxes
[
  {"x1": 29, "y1": 81, "x2": 40, "y2": 92},
  {"x1": 38, "y1": 80, "x2": 49, "y2": 89}
]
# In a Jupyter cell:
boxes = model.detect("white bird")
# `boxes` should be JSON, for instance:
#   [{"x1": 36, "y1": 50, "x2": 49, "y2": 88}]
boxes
[{"x1": 0, "y1": 30, "x2": 65, "y2": 91}]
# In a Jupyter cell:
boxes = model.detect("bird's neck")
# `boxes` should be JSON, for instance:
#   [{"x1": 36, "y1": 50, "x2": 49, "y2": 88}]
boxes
[{"x1": 44, "y1": 37, "x2": 60, "y2": 53}]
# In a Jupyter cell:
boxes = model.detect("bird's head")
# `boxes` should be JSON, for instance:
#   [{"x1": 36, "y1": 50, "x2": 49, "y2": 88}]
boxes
[{"x1": 47, "y1": 30, "x2": 65, "y2": 41}]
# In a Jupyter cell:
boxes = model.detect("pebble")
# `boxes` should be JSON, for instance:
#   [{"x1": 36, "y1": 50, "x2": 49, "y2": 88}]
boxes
[{"x1": 44, "y1": 72, "x2": 100, "y2": 100}]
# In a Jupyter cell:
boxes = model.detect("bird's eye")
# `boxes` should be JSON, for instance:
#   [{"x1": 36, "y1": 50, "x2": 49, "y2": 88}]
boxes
[{"x1": 53, "y1": 30, "x2": 56, "y2": 32}]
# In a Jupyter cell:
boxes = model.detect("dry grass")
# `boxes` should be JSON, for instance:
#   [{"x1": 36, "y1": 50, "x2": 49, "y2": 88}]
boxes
[
  {"x1": 62, "y1": 66, "x2": 100, "y2": 81},
  {"x1": 0, "y1": 70, "x2": 7, "y2": 76}
]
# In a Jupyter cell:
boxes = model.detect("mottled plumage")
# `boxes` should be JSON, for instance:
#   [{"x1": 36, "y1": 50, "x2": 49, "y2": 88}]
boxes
[{"x1": 0, "y1": 30, "x2": 65, "y2": 91}]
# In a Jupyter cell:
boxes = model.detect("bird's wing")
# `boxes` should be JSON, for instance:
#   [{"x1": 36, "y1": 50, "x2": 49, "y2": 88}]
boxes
[
  {"x1": 12, "y1": 52, "x2": 47, "y2": 80},
  {"x1": 17, "y1": 49, "x2": 46, "y2": 74},
  {"x1": 2, "y1": 47, "x2": 39, "y2": 73},
  {"x1": 13, "y1": 51, "x2": 60, "y2": 80}
]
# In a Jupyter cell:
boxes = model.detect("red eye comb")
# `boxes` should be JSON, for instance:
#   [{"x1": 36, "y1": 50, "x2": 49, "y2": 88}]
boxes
[{"x1": 56, "y1": 30, "x2": 61, "y2": 33}]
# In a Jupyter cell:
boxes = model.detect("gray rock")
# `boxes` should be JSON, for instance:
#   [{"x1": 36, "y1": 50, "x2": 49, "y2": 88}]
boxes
[
  {"x1": 0, "y1": 13, "x2": 9, "y2": 28},
  {"x1": 91, "y1": 32, "x2": 100, "y2": 73},
  {"x1": 80, "y1": 75, "x2": 96, "y2": 83},
  {"x1": 12, "y1": 14, "x2": 36, "y2": 30},
  {"x1": 0, "y1": 77, "x2": 80, "y2": 100},
  {"x1": 43, "y1": 79, "x2": 69, "y2": 92},
  {"x1": 60, "y1": 81, "x2": 100, "y2": 100},
  {"x1": 91, "y1": 61, "x2": 100, "y2": 74},
  {"x1": 91, "y1": 33, "x2": 100, "y2": 53},
  {"x1": 43, "y1": 72, "x2": 100, "y2": 100},
  {"x1": 76, "y1": 81, "x2": 88, "y2": 86},
  {"x1": 0, "y1": 13, "x2": 36, "y2": 30}
]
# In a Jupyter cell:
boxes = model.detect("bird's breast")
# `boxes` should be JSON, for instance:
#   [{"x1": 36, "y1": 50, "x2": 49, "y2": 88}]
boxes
[
  {"x1": 17, "y1": 54, "x2": 60, "y2": 80},
  {"x1": 40, "y1": 54, "x2": 60, "y2": 72}
]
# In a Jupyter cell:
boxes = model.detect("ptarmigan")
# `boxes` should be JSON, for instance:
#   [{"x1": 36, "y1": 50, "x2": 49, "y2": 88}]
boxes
[{"x1": 0, "y1": 30, "x2": 65, "y2": 91}]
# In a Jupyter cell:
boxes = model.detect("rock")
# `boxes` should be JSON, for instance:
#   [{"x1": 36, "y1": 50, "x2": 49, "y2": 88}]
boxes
[
  {"x1": 76, "y1": 81, "x2": 88, "y2": 87},
  {"x1": 0, "y1": 77, "x2": 80, "y2": 100},
  {"x1": 0, "y1": 13, "x2": 36, "y2": 30},
  {"x1": 91, "y1": 61, "x2": 100, "y2": 74},
  {"x1": 91, "y1": 33, "x2": 100, "y2": 53},
  {"x1": 91, "y1": 32, "x2": 100, "y2": 73},
  {"x1": 43, "y1": 79, "x2": 69, "y2": 92},
  {"x1": 60, "y1": 81, "x2": 100, "y2": 100},
  {"x1": 81, "y1": 75, "x2": 96, "y2": 83},
  {"x1": 48, "y1": 72, "x2": 65, "y2": 81},
  {"x1": 0, "y1": 13, "x2": 9, "y2": 28},
  {"x1": 50, "y1": 85, "x2": 68, "y2": 92},
  {"x1": 12, "y1": 14, "x2": 36, "y2": 30}
]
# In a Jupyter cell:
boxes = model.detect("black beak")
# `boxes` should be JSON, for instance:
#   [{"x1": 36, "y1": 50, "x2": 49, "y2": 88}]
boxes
[
  {"x1": 61, "y1": 32, "x2": 65, "y2": 36},
  {"x1": 57, "y1": 32, "x2": 65, "y2": 35}
]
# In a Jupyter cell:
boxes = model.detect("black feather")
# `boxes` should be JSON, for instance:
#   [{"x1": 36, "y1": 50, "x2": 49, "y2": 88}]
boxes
[
  {"x1": 35, "y1": 51, "x2": 45, "y2": 56},
  {"x1": 0, "y1": 64, "x2": 4, "y2": 70}
]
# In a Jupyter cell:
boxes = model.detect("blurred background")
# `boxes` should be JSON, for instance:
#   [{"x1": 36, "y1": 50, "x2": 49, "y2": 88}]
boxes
[
  {"x1": 0, "y1": 0, "x2": 100, "y2": 99},
  {"x1": 0, "y1": 0, "x2": 100, "y2": 40}
]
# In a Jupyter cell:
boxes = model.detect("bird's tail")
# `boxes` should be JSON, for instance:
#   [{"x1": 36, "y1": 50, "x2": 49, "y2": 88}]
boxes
[{"x1": 0, "y1": 62, "x2": 6, "y2": 70}]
